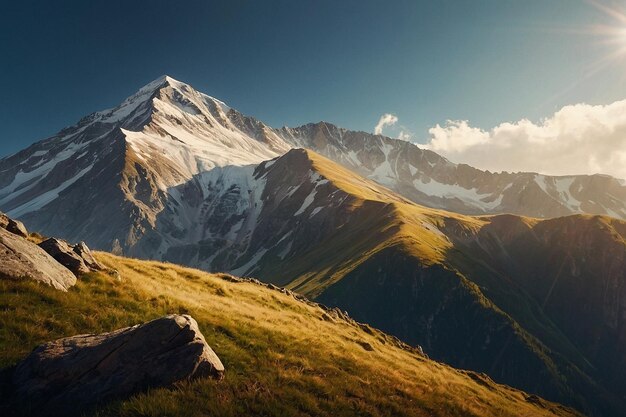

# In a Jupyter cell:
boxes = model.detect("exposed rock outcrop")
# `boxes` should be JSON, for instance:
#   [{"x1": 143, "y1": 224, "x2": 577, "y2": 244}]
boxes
[
  {"x1": 0, "y1": 212, "x2": 28, "y2": 238},
  {"x1": 38, "y1": 238, "x2": 101, "y2": 276},
  {"x1": 0, "y1": 228, "x2": 76, "y2": 291},
  {"x1": 73, "y1": 241, "x2": 103, "y2": 271},
  {"x1": 12, "y1": 315, "x2": 224, "y2": 415}
]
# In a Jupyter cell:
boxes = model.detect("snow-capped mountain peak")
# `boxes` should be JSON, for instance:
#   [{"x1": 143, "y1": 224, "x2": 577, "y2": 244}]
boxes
[{"x1": 1, "y1": 75, "x2": 626, "y2": 251}]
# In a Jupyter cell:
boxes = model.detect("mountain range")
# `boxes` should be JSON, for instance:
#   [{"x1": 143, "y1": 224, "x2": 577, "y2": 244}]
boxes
[{"x1": 1, "y1": 76, "x2": 625, "y2": 416}]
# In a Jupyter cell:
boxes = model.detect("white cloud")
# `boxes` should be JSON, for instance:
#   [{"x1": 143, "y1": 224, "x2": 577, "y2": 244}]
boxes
[
  {"x1": 397, "y1": 130, "x2": 412, "y2": 141},
  {"x1": 423, "y1": 100, "x2": 626, "y2": 180},
  {"x1": 374, "y1": 113, "x2": 398, "y2": 135}
]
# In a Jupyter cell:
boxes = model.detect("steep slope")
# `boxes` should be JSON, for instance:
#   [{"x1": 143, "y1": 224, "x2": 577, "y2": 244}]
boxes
[
  {"x1": 1, "y1": 76, "x2": 625, "y2": 414},
  {"x1": 0, "y1": 76, "x2": 288, "y2": 250},
  {"x1": 464, "y1": 214, "x2": 626, "y2": 401},
  {"x1": 1, "y1": 77, "x2": 625, "y2": 255},
  {"x1": 133, "y1": 148, "x2": 625, "y2": 416},
  {"x1": 0, "y1": 253, "x2": 580, "y2": 417}
]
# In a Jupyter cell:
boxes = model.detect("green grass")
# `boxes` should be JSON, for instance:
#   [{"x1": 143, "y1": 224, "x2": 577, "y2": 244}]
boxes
[{"x1": 0, "y1": 253, "x2": 580, "y2": 417}]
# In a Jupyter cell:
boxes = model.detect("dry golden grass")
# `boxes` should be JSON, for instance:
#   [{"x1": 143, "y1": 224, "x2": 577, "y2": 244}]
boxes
[
  {"x1": 275, "y1": 151, "x2": 488, "y2": 297},
  {"x1": 0, "y1": 252, "x2": 580, "y2": 417}
]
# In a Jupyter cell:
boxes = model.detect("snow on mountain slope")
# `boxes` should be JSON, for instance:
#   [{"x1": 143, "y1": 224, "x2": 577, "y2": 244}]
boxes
[
  {"x1": 0, "y1": 76, "x2": 285, "y2": 215},
  {"x1": 1, "y1": 75, "x2": 626, "y2": 254},
  {"x1": 277, "y1": 122, "x2": 626, "y2": 219},
  {"x1": 141, "y1": 150, "x2": 365, "y2": 277},
  {"x1": 123, "y1": 77, "x2": 287, "y2": 178},
  {"x1": 0, "y1": 76, "x2": 294, "y2": 249}
]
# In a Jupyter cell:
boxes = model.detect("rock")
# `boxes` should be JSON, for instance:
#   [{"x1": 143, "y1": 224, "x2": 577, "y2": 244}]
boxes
[
  {"x1": 38, "y1": 238, "x2": 104, "y2": 276},
  {"x1": 107, "y1": 268, "x2": 122, "y2": 281},
  {"x1": 73, "y1": 241, "x2": 103, "y2": 271},
  {"x1": 356, "y1": 340, "x2": 374, "y2": 351},
  {"x1": 0, "y1": 228, "x2": 76, "y2": 291},
  {"x1": 6, "y1": 219, "x2": 28, "y2": 238},
  {"x1": 12, "y1": 315, "x2": 224, "y2": 415},
  {"x1": 415, "y1": 345, "x2": 425, "y2": 356},
  {"x1": 0, "y1": 212, "x2": 28, "y2": 238},
  {"x1": 38, "y1": 238, "x2": 90, "y2": 275}
]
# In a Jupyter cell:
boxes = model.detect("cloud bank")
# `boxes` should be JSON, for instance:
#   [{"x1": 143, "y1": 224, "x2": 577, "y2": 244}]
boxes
[
  {"x1": 423, "y1": 100, "x2": 626, "y2": 180},
  {"x1": 374, "y1": 113, "x2": 398, "y2": 135}
]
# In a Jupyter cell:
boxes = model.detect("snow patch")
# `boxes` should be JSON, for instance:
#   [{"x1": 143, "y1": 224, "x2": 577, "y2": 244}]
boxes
[
  {"x1": 0, "y1": 142, "x2": 88, "y2": 205},
  {"x1": 310, "y1": 207, "x2": 323, "y2": 217},
  {"x1": 277, "y1": 240, "x2": 293, "y2": 260},
  {"x1": 554, "y1": 177, "x2": 581, "y2": 211},
  {"x1": 346, "y1": 150, "x2": 360, "y2": 166},
  {"x1": 294, "y1": 189, "x2": 317, "y2": 215},
  {"x1": 534, "y1": 175, "x2": 549, "y2": 194},
  {"x1": 413, "y1": 178, "x2": 503, "y2": 211},
  {"x1": 7, "y1": 164, "x2": 94, "y2": 217}
]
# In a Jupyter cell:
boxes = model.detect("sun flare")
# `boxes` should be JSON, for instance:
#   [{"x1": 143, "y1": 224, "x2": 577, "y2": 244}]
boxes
[{"x1": 585, "y1": 1, "x2": 626, "y2": 66}]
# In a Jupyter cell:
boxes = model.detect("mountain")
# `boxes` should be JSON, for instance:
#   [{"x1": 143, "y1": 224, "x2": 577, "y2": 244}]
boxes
[
  {"x1": 0, "y1": 251, "x2": 581, "y2": 417},
  {"x1": 0, "y1": 76, "x2": 288, "y2": 251},
  {"x1": 146, "y1": 147, "x2": 624, "y2": 416},
  {"x1": 279, "y1": 122, "x2": 626, "y2": 219},
  {"x1": 1, "y1": 76, "x2": 625, "y2": 255},
  {"x1": 1, "y1": 76, "x2": 626, "y2": 415}
]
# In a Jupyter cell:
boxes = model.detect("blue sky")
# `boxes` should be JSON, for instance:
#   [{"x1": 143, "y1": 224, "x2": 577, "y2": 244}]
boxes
[{"x1": 2, "y1": 0, "x2": 626, "y2": 162}]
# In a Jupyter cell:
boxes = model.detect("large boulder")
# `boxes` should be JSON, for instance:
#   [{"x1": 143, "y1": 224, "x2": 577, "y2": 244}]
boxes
[
  {"x1": 73, "y1": 241, "x2": 103, "y2": 271},
  {"x1": 0, "y1": 228, "x2": 76, "y2": 291},
  {"x1": 38, "y1": 238, "x2": 91, "y2": 275},
  {"x1": 0, "y1": 212, "x2": 28, "y2": 238},
  {"x1": 12, "y1": 315, "x2": 224, "y2": 415}
]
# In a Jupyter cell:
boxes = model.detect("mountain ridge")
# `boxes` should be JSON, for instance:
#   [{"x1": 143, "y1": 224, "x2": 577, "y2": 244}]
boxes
[
  {"x1": 126, "y1": 146, "x2": 625, "y2": 415},
  {"x1": 1, "y1": 76, "x2": 626, "y2": 416},
  {"x1": 2, "y1": 75, "x2": 626, "y2": 236}
]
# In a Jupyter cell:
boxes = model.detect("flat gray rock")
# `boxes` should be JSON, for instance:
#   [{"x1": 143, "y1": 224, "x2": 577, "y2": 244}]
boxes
[
  {"x1": 12, "y1": 314, "x2": 224, "y2": 415},
  {"x1": 0, "y1": 228, "x2": 76, "y2": 291}
]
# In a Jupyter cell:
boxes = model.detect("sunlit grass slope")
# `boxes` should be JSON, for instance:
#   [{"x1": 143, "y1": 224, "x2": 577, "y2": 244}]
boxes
[
  {"x1": 254, "y1": 149, "x2": 486, "y2": 297},
  {"x1": 249, "y1": 150, "x2": 622, "y2": 416},
  {"x1": 0, "y1": 253, "x2": 578, "y2": 417}
]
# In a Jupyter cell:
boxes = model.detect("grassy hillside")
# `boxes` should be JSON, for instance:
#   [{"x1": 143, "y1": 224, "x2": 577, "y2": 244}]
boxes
[
  {"x1": 201, "y1": 150, "x2": 624, "y2": 416},
  {"x1": 0, "y1": 253, "x2": 578, "y2": 417}
]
